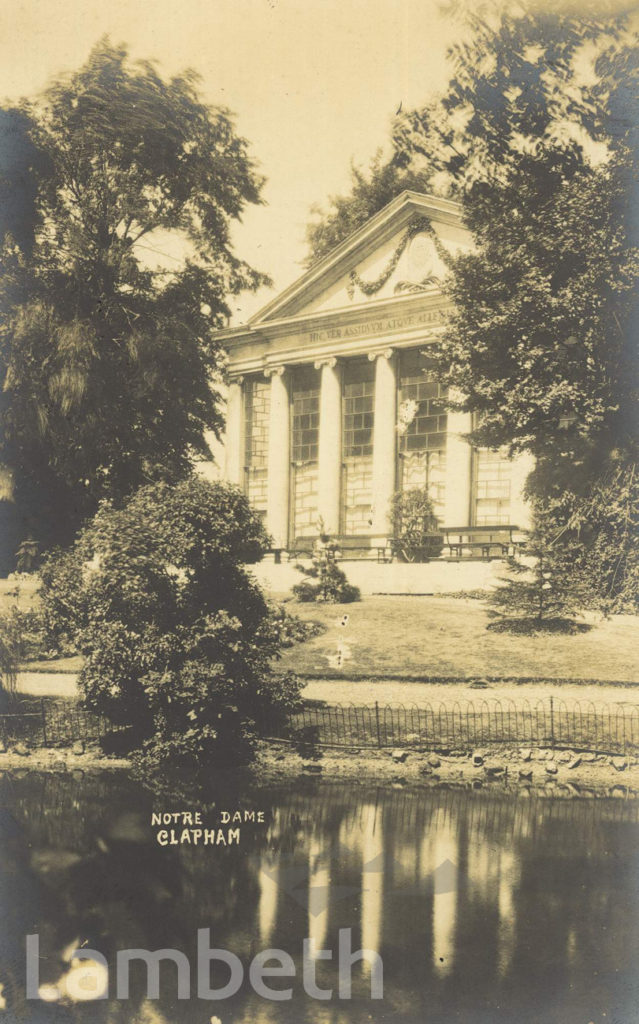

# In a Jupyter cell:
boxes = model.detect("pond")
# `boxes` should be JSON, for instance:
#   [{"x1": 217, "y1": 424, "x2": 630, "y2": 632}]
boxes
[{"x1": 1, "y1": 771, "x2": 638, "y2": 1023}]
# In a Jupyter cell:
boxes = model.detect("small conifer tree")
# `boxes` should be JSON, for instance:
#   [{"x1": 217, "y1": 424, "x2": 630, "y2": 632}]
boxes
[
  {"x1": 489, "y1": 518, "x2": 580, "y2": 630},
  {"x1": 292, "y1": 521, "x2": 360, "y2": 603}
]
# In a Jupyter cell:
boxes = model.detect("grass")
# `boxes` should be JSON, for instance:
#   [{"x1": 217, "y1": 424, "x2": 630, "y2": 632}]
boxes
[
  {"x1": 19, "y1": 655, "x2": 84, "y2": 673},
  {"x1": 278, "y1": 595, "x2": 639, "y2": 682},
  {"x1": 0, "y1": 576, "x2": 40, "y2": 614},
  {"x1": 3, "y1": 578, "x2": 638, "y2": 686}
]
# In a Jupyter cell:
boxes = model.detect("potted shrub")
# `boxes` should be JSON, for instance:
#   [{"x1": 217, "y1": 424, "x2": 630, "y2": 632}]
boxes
[{"x1": 390, "y1": 488, "x2": 443, "y2": 562}]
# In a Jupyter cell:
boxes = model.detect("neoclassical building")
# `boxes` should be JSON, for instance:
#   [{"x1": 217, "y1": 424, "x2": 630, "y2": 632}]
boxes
[{"x1": 216, "y1": 192, "x2": 531, "y2": 554}]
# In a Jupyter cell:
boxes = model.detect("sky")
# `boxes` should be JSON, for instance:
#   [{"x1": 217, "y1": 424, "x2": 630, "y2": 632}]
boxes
[{"x1": 0, "y1": 0, "x2": 459, "y2": 321}]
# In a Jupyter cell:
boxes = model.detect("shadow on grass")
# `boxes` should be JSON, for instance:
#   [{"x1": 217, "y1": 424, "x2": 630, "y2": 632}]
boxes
[{"x1": 487, "y1": 617, "x2": 593, "y2": 636}]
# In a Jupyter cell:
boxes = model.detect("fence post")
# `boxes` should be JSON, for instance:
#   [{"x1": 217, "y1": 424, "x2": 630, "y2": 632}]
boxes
[
  {"x1": 549, "y1": 695, "x2": 555, "y2": 749},
  {"x1": 40, "y1": 699, "x2": 48, "y2": 747},
  {"x1": 375, "y1": 701, "x2": 382, "y2": 749}
]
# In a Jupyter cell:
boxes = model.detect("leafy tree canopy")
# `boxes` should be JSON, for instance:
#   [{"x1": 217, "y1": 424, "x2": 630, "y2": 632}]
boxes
[
  {"x1": 0, "y1": 40, "x2": 268, "y2": 551},
  {"x1": 305, "y1": 150, "x2": 431, "y2": 266},
  {"x1": 306, "y1": 5, "x2": 639, "y2": 481}
]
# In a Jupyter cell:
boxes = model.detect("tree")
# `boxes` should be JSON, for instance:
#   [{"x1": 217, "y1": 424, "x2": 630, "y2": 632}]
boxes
[
  {"x1": 394, "y1": 7, "x2": 639, "y2": 613},
  {"x1": 521, "y1": 459, "x2": 639, "y2": 614},
  {"x1": 39, "y1": 477, "x2": 302, "y2": 772},
  {"x1": 292, "y1": 523, "x2": 361, "y2": 603},
  {"x1": 0, "y1": 40, "x2": 268, "y2": 554},
  {"x1": 394, "y1": 8, "x2": 638, "y2": 473},
  {"x1": 488, "y1": 501, "x2": 582, "y2": 631},
  {"x1": 305, "y1": 150, "x2": 431, "y2": 266},
  {"x1": 306, "y1": 8, "x2": 638, "y2": 476}
]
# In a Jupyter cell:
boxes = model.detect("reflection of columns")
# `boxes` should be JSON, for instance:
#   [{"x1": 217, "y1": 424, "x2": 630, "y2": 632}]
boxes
[
  {"x1": 315, "y1": 357, "x2": 342, "y2": 535},
  {"x1": 266, "y1": 366, "x2": 290, "y2": 548},
  {"x1": 224, "y1": 377, "x2": 244, "y2": 487},
  {"x1": 443, "y1": 392, "x2": 472, "y2": 527},
  {"x1": 369, "y1": 348, "x2": 397, "y2": 538},
  {"x1": 361, "y1": 802, "x2": 384, "y2": 961},
  {"x1": 496, "y1": 849, "x2": 517, "y2": 977},
  {"x1": 308, "y1": 835, "x2": 330, "y2": 956},
  {"x1": 431, "y1": 809, "x2": 457, "y2": 978},
  {"x1": 259, "y1": 857, "x2": 280, "y2": 946}
]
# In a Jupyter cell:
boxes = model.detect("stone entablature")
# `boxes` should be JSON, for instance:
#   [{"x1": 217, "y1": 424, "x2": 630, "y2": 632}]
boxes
[{"x1": 218, "y1": 295, "x2": 452, "y2": 380}]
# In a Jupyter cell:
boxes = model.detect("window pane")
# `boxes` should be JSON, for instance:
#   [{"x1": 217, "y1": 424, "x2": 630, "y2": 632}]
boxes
[
  {"x1": 343, "y1": 361, "x2": 375, "y2": 458},
  {"x1": 244, "y1": 376, "x2": 270, "y2": 512},
  {"x1": 398, "y1": 349, "x2": 447, "y2": 521}
]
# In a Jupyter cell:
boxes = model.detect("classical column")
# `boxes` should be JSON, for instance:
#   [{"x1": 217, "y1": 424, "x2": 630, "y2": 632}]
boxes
[
  {"x1": 224, "y1": 377, "x2": 244, "y2": 487},
  {"x1": 369, "y1": 348, "x2": 397, "y2": 538},
  {"x1": 315, "y1": 357, "x2": 343, "y2": 535},
  {"x1": 265, "y1": 366, "x2": 290, "y2": 549},
  {"x1": 443, "y1": 391, "x2": 472, "y2": 527}
]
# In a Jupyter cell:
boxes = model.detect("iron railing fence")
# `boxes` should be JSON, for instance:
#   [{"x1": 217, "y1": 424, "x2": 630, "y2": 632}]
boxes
[
  {"x1": 0, "y1": 701, "x2": 108, "y2": 746},
  {"x1": 260, "y1": 697, "x2": 639, "y2": 757},
  {"x1": 1, "y1": 697, "x2": 638, "y2": 758}
]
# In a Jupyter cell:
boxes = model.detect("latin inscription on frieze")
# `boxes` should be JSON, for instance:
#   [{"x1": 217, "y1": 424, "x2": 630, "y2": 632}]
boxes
[{"x1": 308, "y1": 308, "x2": 447, "y2": 345}]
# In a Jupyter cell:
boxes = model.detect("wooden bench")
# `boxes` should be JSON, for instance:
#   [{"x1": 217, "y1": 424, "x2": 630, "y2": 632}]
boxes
[
  {"x1": 337, "y1": 543, "x2": 391, "y2": 563},
  {"x1": 286, "y1": 546, "x2": 314, "y2": 562},
  {"x1": 442, "y1": 525, "x2": 524, "y2": 561},
  {"x1": 287, "y1": 541, "x2": 392, "y2": 563}
]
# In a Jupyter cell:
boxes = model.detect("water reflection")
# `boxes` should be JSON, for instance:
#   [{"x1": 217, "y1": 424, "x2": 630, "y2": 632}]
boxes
[{"x1": 1, "y1": 771, "x2": 638, "y2": 1023}]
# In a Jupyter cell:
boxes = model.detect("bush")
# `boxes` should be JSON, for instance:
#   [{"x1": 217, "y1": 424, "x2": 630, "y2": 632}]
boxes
[
  {"x1": 390, "y1": 489, "x2": 443, "y2": 562},
  {"x1": 490, "y1": 464, "x2": 639, "y2": 628},
  {"x1": 556, "y1": 464, "x2": 639, "y2": 614},
  {"x1": 0, "y1": 606, "x2": 48, "y2": 661},
  {"x1": 292, "y1": 529, "x2": 360, "y2": 603},
  {"x1": 266, "y1": 602, "x2": 326, "y2": 646},
  {"x1": 38, "y1": 545, "x2": 85, "y2": 654},
  {"x1": 39, "y1": 477, "x2": 303, "y2": 773},
  {"x1": 0, "y1": 626, "x2": 18, "y2": 697}
]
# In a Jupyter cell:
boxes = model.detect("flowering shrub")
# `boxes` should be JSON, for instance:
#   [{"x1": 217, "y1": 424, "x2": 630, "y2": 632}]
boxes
[{"x1": 39, "y1": 477, "x2": 303, "y2": 771}]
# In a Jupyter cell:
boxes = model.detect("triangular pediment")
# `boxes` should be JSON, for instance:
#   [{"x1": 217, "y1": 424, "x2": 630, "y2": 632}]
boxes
[{"x1": 249, "y1": 191, "x2": 469, "y2": 326}]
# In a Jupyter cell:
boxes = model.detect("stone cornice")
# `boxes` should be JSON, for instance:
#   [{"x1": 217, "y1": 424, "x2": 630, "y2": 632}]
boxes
[
  {"x1": 227, "y1": 324, "x2": 446, "y2": 379},
  {"x1": 225, "y1": 293, "x2": 450, "y2": 378},
  {"x1": 223, "y1": 291, "x2": 452, "y2": 347}
]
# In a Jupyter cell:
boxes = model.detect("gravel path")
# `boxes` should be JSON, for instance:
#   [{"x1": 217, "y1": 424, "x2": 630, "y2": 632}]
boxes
[
  {"x1": 15, "y1": 672, "x2": 78, "y2": 698},
  {"x1": 302, "y1": 678, "x2": 639, "y2": 709},
  {"x1": 16, "y1": 670, "x2": 639, "y2": 711}
]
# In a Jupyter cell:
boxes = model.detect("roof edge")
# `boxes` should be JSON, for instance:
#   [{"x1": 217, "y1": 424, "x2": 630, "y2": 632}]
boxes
[{"x1": 246, "y1": 190, "x2": 462, "y2": 327}]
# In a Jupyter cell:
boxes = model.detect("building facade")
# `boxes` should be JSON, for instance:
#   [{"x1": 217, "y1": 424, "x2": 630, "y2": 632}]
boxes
[{"x1": 216, "y1": 192, "x2": 532, "y2": 551}]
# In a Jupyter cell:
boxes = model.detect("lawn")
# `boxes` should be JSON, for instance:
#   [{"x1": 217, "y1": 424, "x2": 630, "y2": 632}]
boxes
[
  {"x1": 0, "y1": 576, "x2": 39, "y2": 613},
  {"x1": 277, "y1": 596, "x2": 639, "y2": 682},
  {"x1": 5, "y1": 581, "x2": 638, "y2": 687}
]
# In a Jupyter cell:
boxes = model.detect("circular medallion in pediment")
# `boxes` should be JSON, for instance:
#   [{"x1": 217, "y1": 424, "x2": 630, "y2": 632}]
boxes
[{"x1": 407, "y1": 232, "x2": 435, "y2": 280}]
